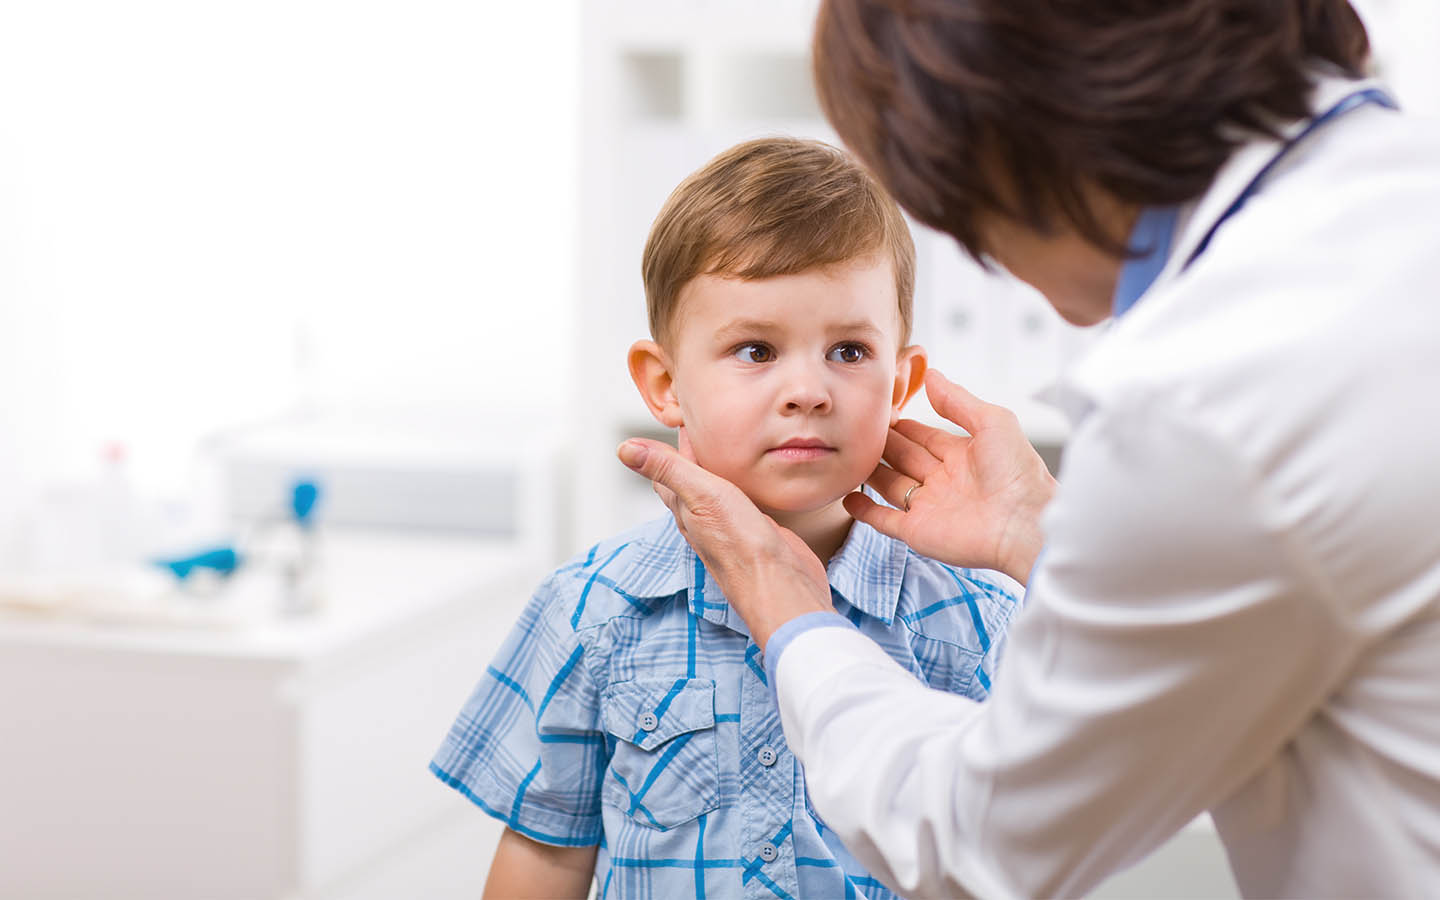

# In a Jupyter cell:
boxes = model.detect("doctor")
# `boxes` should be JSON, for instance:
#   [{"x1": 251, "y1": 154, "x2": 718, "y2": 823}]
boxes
[{"x1": 619, "y1": 0, "x2": 1440, "y2": 896}]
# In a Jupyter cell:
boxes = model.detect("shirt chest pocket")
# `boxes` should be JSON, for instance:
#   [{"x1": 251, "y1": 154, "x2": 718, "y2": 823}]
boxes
[{"x1": 600, "y1": 677, "x2": 720, "y2": 830}]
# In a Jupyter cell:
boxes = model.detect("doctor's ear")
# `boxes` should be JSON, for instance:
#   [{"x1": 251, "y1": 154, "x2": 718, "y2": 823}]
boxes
[
  {"x1": 628, "y1": 340, "x2": 684, "y2": 428},
  {"x1": 890, "y1": 345, "x2": 928, "y2": 424}
]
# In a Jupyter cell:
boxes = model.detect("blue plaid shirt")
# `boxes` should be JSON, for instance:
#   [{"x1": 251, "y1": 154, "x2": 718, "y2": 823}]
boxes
[{"x1": 431, "y1": 514, "x2": 1020, "y2": 900}]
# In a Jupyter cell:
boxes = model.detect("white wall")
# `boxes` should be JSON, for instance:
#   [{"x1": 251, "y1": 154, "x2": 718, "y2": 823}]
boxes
[
  {"x1": 0, "y1": 0, "x2": 1431, "y2": 533},
  {"x1": 0, "y1": 1, "x2": 579, "y2": 507},
  {"x1": 1354, "y1": 0, "x2": 1440, "y2": 115}
]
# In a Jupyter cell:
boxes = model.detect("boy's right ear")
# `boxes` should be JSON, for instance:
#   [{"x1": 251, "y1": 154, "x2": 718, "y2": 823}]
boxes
[{"x1": 627, "y1": 340, "x2": 684, "y2": 428}]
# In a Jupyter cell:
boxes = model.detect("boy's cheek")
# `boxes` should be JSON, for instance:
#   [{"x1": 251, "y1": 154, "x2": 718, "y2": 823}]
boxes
[
  {"x1": 683, "y1": 421, "x2": 741, "y2": 470},
  {"x1": 683, "y1": 419, "x2": 766, "y2": 489}
]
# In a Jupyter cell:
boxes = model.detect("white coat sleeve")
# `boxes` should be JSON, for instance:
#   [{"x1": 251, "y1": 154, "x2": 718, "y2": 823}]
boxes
[{"x1": 775, "y1": 404, "x2": 1363, "y2": 898}]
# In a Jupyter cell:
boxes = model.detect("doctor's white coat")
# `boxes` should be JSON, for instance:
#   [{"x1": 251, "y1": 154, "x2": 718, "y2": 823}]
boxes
[{"x1": 776, "y1": 74, "x2": 1440, "y2": 898}]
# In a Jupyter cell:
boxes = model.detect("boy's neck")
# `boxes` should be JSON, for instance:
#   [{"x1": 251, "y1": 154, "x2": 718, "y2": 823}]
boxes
[{"x1": 767, "y1": 498, "x2": 855, "y2": 568}]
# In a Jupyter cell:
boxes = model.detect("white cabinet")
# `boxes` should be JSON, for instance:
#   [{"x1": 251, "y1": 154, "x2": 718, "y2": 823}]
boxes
[
  {"x1": 0, "y1": 533, "x2": 539, "y2": 900},
  {"x1": 573, "y1": 0, "x2": 1096, "y2": 547}
]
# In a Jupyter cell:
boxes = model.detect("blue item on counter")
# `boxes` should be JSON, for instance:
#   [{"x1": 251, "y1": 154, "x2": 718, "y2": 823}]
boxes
[
  {"x1": 292, "y1": 479, "x2": 320, "y2": 529},
  {"x1": 153, "y1": 546, "x2": 241, "y2": 581}
]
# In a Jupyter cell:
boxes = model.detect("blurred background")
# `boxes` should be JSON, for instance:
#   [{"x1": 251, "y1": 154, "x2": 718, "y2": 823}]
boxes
[{"x1": 0, "y1": 1, "x2": 1434, "y2": 898}]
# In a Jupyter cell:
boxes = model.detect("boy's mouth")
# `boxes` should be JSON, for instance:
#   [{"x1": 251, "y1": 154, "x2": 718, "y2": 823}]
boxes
[{"x1": 768, "y1": 437, "x2": 836, "y2": 461}]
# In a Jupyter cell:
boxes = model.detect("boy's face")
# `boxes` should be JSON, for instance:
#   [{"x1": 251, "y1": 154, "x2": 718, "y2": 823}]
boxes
[{"x1": 629, "y1": 256, "x2": 925, "y2": 516}]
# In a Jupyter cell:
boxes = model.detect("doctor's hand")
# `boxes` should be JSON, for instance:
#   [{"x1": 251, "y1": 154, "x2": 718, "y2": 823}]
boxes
[
  {"x1": 617, "y1": 435, "x2": 832, "y2": 650},
  {"x1": 845, "y1": 370, "x2": 1056, "y2": 586}
]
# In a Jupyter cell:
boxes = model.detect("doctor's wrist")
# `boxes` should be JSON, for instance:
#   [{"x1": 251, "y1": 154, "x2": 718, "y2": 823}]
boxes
[{"x1": 995, "y1": 493, "x2": 1052, "y2": 587}]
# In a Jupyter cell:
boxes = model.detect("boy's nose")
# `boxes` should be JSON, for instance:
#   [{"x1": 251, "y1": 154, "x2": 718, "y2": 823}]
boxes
[{"x1": 780, "y1": 366, "x2": 831, "y2": 414}]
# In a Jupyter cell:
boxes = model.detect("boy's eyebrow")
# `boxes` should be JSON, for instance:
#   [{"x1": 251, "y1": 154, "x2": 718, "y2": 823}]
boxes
[
  {"x1": 711, "y1": 318, "x2": 784, "y2": 342},
  {"x1": 711, "y1": 318, "x2": 890, "y2": 342},
  {"x1": 827, "y1": 320, "x2": 888, "y2": 341}
]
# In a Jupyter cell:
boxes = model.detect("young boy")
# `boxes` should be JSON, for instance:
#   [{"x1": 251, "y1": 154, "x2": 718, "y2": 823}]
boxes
[{"x1": 430, "y1": 138, "x2": 1021, "y2": 900}]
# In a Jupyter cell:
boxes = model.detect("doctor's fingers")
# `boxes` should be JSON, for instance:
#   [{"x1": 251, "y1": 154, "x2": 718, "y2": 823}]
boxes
[
  {"x1": 843, "y1": 489, "x2": 907, "y2": 543},
  {"x1": 892, "y1": 418, "x2": 966, "y2": 462},
  {"x1": 882, "y1": 424, "x2": 945, "y2": 482},
  {"x1": 648, "y1": 431, "x2": 696, "y2": 529},
  {"x1": 622, "y1": 439, "x2": 703, "y2": 513},
  {"x1": 676, "y1": 427, "x2": 697, "y2": 463},
  {"x1": 652, "y1": 479, "x2": 683, "y2": 526},
  {"x1": 922, "y1": 369, "x2": 1008, "y2": 436},
  {"x1": 865, "y1": 462, "x2": 924, "y2": 512},
  {"x1": 619, "y1": 438, "x2": 760, "y2": 543}
]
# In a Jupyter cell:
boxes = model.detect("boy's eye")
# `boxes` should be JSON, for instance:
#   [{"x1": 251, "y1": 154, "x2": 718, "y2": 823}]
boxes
[
  {"x1": 733, "y1": 343, "x2": 774, "y2": 363},
  {"x1": 827, "y1": 343, "x2": 868, "y2": 364}
]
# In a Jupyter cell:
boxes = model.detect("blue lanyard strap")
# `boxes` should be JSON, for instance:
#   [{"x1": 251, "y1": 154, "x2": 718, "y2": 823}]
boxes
[{"x1": 1182, "y1": 87, "x2": 1398, "y2": 271}]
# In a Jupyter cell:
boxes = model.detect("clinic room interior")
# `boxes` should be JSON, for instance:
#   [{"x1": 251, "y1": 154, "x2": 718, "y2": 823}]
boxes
[{"x1": 1, "y1": 1, "x2": 1435, "y2": 898}]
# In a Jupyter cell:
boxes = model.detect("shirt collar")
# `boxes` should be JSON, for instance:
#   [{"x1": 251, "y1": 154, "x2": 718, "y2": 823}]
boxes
[
  {"x1": 821, "y1": 514, "x2": 907, "y2": 626},
  {"x1": 612, "y1": 511, "x2": 907, "y2": 637},
  {"x1": 1111, "y1": 204, "x2": 1180, "y2": 318}
]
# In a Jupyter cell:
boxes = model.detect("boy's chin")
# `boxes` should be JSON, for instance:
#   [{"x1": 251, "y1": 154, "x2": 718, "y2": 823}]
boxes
[{"x1": 746, "y1": 485, "x2": 859, "y2": 518}]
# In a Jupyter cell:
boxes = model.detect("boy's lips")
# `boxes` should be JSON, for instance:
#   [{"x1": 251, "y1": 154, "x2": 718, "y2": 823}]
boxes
[{"x1": 768, "y1": 437, "x2": 836, "y2": 461}]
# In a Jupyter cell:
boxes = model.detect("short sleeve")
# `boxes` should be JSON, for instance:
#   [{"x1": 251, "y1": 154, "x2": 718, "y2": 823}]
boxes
[
  {"x1": 430, "y1": 574, "x2": 608, "y2": 846},
  {"x1": 902, "y1": 564, "x2": 1023, "y2": 703},
  {"x1": 967, "y1": 571, "x2": 1024, "y2": 700}
]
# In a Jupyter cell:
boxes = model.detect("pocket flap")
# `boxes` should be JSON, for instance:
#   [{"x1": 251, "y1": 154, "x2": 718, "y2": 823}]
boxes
[{"x1": 601, "y1": 677, "x2": 715, "y2": 751}]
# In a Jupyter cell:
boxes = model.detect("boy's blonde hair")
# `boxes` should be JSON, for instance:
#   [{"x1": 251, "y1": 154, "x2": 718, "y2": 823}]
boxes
[{"x1": 641, "y1": 137, "x2": 916, "y2": 346}]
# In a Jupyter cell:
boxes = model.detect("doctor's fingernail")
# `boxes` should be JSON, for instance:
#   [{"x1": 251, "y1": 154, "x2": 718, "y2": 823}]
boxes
[{"x1": 618, "y1": 441, "x2": 648, "y2": 469}]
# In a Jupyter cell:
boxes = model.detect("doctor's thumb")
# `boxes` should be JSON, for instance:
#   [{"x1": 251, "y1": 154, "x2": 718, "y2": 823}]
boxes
[{"x1": 619, "y1": 438, "x2": 692, "y2": 498}]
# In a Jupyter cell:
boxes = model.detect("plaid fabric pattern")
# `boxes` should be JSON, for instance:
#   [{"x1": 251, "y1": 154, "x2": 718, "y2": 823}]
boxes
[{"x1": 431, "y1": 514, "x2": 1019, "y2": 900}]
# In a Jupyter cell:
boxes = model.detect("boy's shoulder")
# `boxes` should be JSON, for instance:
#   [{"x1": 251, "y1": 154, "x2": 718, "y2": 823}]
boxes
[
  {"x1": 829, "y1": 517, "x2": 1022, "y2": 649},
  {"x1": 539, "y1": 515, "x2": 694, "y2": 630},
  {"x1": 890, "y1": 536, "x2": 1024, "y2": 648},
  {"x1": 896, "y1": 546, "x2": 1022, "y2": 610}
]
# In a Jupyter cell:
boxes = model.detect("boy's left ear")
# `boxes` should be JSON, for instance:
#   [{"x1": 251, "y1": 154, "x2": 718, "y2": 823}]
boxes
[{"x1": 890, "y1": 345, "x2": 928, "y2": 424}]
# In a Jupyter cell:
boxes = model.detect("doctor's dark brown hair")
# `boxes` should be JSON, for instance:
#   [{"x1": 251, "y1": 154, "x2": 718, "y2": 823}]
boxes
[
  {"x1": 812, "y1": 0, "x2": 1371, "y2": 260},
  {"x1": 641, "y1": 137, "x2": 916, "y2": 346}
]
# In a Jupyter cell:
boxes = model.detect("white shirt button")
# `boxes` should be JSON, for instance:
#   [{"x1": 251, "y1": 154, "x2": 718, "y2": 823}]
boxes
[
  {"x1": 638, "y1": 712, "x2": 658, "y2": 732},
  {"x1": 758, "y1": 745, "x2": 778, "y2": 767},
  {"x1": 759, "y1": 842, "x2": 778, "y2": 863}
]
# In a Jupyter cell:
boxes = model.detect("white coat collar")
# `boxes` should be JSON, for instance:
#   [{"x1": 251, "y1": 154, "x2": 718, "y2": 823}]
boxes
[
  {"x1": 1040, "y1": 71, "x2": 1387, "y2": 428},
  {"x1": 1153, "y1": 72, "x2": 1386, "y2": 296}
]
